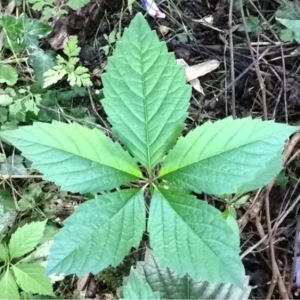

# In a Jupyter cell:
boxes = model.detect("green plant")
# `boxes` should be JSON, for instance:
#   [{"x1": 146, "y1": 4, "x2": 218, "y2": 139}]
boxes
[
  {"x1": 0, "y1": 86, "x2": 42, "y2": 127},
  {"x1": 43, "y1": 37, "x2": 92, "y2": 88},
  {"x1": 127, "y1": 0, "x2": 137, "y2": 13},
  {"x1": 0, "y1": 221, "x2": 54, "y2": 299},
  {"x1": 237, "y1": 16, "x2": 261, "y2": 36},
  {"x1": 28, "y1": 48, "x2": 55, "y2": 87},
  {"x1": 0, "y1": 13, "x2": 297, "y2": 290},
  {"x1": 0, "y1": 190, "x2": 16, "y2": 236},
  {"x1": 275, "y1": 2, "x2": 300, "y2": 43},
  {"x1": 100, "y1": 29, "x2": 122, "y2": 56},
  {"x1": 121, "y1": 248, "x2": 251, "y2": 299},
  {"x1": 0, "y1": 15, "x2": 51, "y2": 52},
  {"x1": 0, "y1": 65, "x2": 18, "y2": 86},
  {"x1": 28, "y1": 0, "x2": 90, "y2": 21}
]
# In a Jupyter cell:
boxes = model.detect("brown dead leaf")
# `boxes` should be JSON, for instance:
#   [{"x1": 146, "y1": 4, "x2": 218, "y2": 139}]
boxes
[
  {"x1": 158, "y1": 25, "x2": 171, "y2": 35},
  {"x1": 190, "y1": 78, "x2": 204, "y2": 94},
  {"x1": 177, "y1": 58, "x2": 220, "y2": 94}
]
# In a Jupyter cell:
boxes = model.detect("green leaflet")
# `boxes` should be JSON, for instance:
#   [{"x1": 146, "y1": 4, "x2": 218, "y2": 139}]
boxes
[
  {"x1": 122, "y1": 268, "x2": 160, "y2": 299},
  {"x1": 28, "y1": 48, "x2": 55, "y2": 86},
  {"x1": 148, "y1": 188, "x2": 243, "y2": 286},
  {"x1": 0, "y1": 15, "x2": 51, "y2": 52},
  {"x1": 0, "y1": 65, "x2": 18, "y2": 86},
  {"x1": 0, "y1": 121, "x2": 142, "y2": 193},
  {"x1": 0, "y1": 269, "x2": 20, "y2": 300},
  {"x1": 0, "y1": 243, "x2": 7, "y2": 262},
  {"x1": 275, "y1": 2, "x2": 300, "y2": 43},
  {"x1": 0, "y1": 189, "x2": 16, "y2": 235},
  {"x1": 11, "y1": 263, "x2": 54, "y2": 296},
  {"x1": 47, "y1": 189, "x2": 145, "y2": 276},
  {"x1": 9, "y1": 220, "x2": 46, "y2": 259},
  {"x1": 0, "y1": 154, "x2": 28, "y2": 176},
  {"x1": 276, "y1": 18, "x2": 300, "y2": 43},
  {"x1": 67, "y1": 0, "x2": 90, "y2": 10},
  {"x1": 102, "y1": 13, "x2": 191, "y2": 171},
  {"x1": 159, "y1": 117, "x2": 297, "y2": 195},
  {"x1": 134, "y1": 248, "x2": 251, "y2": 299}
]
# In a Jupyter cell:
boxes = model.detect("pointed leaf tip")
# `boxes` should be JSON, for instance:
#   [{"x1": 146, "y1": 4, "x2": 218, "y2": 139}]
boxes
[
  {"x1": 135, "y1": 248, "x2": 251, "y2": 299},
  {"x1": 0, "y1": 121, "x2": 142, "y2": 194},
  {"x1": 122, "y1": 267, "x2": 160, "y2": 299},
  {"x1": 9, "y1": 220, "x2": 46, "y2": 259},
  {"x1": 12, "y1": 263, "x2": 54, "y2": 296},
  {"x1": 102, "y1": 12, "x2": 191, "y2": 170},
  {"x1": 47, "y1": 189, "x2": 145, "y2": 276},
  {"x1": 159, "y1": 117, "x2": 297, "y2": 195},
  {"x1": 0, "y1": 269, "x2": 20, "y2": 300},
  {"x1": 148, "y1": 188, "x2": 244, "y2": 286}
]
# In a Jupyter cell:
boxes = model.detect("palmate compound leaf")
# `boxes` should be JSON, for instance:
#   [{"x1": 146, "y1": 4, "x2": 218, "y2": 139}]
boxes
[
  {"x1": 134, "y1": 248, "x2": 251, "y2": 299},
  {"x1": 11, "y1": 263, "x2": 54, "y2": 296},
  {"x1": 148, "y1": 188, "x2": 243, "y2": 286},
  {"x1": 159, "y1": 117, "x2": 297, "y2": 195},
  {"x1": 47, "y1": 189, "x2": 145, "y2": 276},
  {"x1": 122, "y1": 267, "x2": 160, "y2": 299},
  {"x1": 102, "y1": 13, "x2": 191, "y2": 171},
  {"x1": 9, "y1": 220, "x2": 47, "y2": 259},
  {"x1": 0, "y1": 121, "x2": 142, "y2": 194}
]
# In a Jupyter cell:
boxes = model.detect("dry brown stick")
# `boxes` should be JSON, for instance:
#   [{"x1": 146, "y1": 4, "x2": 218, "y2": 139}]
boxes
[
  {"x1": 0, "y1": 175, "x2": 43, "y2": 179},
  {"x1": 241, "y1": 234, "x2": 268, "y2": 259},
  {"x1": 241, "y1": 191, "x2": 300, "y2": 259},
  {"x1": 265, "y1": 183, "x2": 289, "y2": 299},
  {"x1": 288, "y1": 215, "x2": 300, "y2": 295},
  {"x1": 255, "y1": 215, "x2": 267, "y2": 242},
  {"x1": 285, "y1": 132, "x2": 300, "y2": 165},
  {"x1": 239, "y1": 0, "x2": 267, "y2": 120},
  {"x1": 36, "y1": 104, "x2": 111, "y2": 134},
  {"x1": 87, "y1": 87, "x2": 111, "y2": 132},
  {"x1": 238, "y1": 188, "x2": 263, "y2": 232},
  {"x1": 286, "y1": 149, "x2": 300, "y2": 166},
  {"x1": 263, "y1": 132, "x2": 300, "y2": 299},
  {"x1": 260, "y1": 193, "x2": 277, "y2": 299},
  {"x1": 240, "y1": 133, "x2": 298, "y2": 298},
  {"x1": 273, "y1": 194, "x2": 300, "y2": 233},
  {"x1": 248, "y1": 0, "x2": 289, "y2": 122},
  {"x1": 228, "y1": 0, "x2": 236, "y2": 118},
  {"x1": 206, "y1": 48, "x2": 270, "y2": 108},
  {"x1": 272, "y1": 87, "x2": 283, "y2": 119},
  {"x1": 280, "y1": 43, "x2": 288, "y2": 123},
  {"x1": 0, "y1": 141, "x2": 19, "y2": 210}
]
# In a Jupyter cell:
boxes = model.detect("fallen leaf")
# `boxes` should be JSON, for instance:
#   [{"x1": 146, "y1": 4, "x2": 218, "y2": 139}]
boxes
[
  {"x1": 158, "y1": 25, "x2": 171, "y2": 35},
  {"x1": 193, "y1": 15, "x2": 214, "y2": 25},
  {"x1": 190, "y1": 78, "x2": 204, "y2": 94},
  {"x1": 177, "y1": 58, "x2": 220, "y2": 94}
]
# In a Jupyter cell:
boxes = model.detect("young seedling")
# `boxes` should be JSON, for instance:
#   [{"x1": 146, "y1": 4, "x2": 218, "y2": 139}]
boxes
[
  {"x1": 0, "y1": 221, "x2": 54, "y2": 298},
  {"x1": 0, "y1": 13, "x2": 297, "y2": 288},
  {"x1": 43, "y1": 37, "x2": 92, "y2": 88}
]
